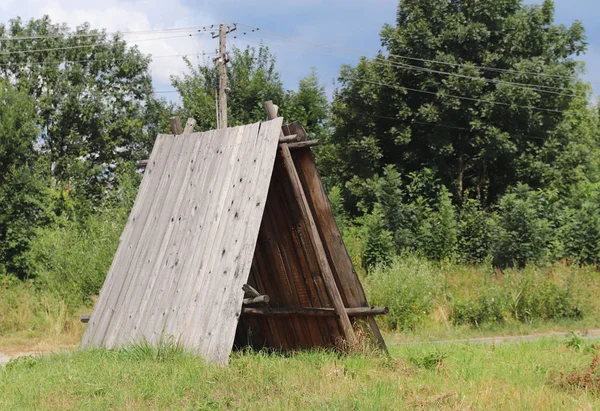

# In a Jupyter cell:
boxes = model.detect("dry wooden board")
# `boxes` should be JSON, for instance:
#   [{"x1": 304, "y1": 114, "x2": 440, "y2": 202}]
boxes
[{"x1": 81, "y1": 118, "x2": 284, "y2": 363}]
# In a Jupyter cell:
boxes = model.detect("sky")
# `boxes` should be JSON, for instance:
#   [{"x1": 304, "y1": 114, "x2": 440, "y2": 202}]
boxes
[{"x1": 0, "y1": 0, "x2": 598, "y2": 102}]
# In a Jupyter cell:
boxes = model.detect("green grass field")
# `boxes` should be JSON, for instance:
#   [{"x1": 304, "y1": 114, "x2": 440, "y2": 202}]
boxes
[
  {"x1": 1, "y1": 337, "x2": 599, "y2": 410},
  {"x1": 2, "y1": 260, "x2": 600, "y2": 409}
]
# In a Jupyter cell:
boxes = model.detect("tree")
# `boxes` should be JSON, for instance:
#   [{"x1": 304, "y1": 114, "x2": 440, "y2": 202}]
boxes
[
  {"x1": 0, "y1": 82, "x2": 49, "y2": 278},
  {"x1": 326, "y1": 0, "x2": 590, "y2": 211},
  {"x1": 0, "y1": 16, "x2": 157, "y2": 204},
  {"x1": 172, "y1": 45, "x2": 329, "y2": 136},
  {"x1": 172, "y1": 45, "x2": 285, "y2": 130},
  {"x1": 281, "y1": 68, "x2": 329, "y2": 139}
]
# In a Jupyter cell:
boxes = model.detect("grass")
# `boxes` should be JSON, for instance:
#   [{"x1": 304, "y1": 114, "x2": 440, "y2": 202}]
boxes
[
  {"x1": 1, "y1": 337, "x2": 599, "y2": 409},
  {"x1": 0, "y1": 279, "x2": 87, "y2": 354},
  {"x1": 364, "y1": 256, "x2": 600, "y2": 335},
  {"x1": 2, "y1": 258, "x2": 600, "y2": 409}
]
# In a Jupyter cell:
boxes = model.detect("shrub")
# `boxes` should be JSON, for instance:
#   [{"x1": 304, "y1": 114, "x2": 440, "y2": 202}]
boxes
[
  {"x1": 361, "y1": 205, "x2": 395, "y2": 271},
  {"x1": 452, "y1": 289, "x2": 505, "y2": 326},
  {"x1": 558, "y1": 202, "x2": 600, "y2": 265},
  {"x1": 490, "y1": 185, "x2": 555, "y2": 268},
  {"x1": 365, "y1": 255, "x2": 443, "y2": 330},
  {"x1": 451, "y1": 265, "x2": 585, "y2": 326},
  {"x1": 419, "y1": 186, "x2": 458, "y2": 261},
  {"x1": 27, "y1": 209, "x2": 126, "y2": 308},
  {"x1": 457, "y1": 198, "x2": 491, "y2": 263}
]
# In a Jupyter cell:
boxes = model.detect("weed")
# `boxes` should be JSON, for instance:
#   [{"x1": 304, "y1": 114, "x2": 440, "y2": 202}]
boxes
[
  {"x1": 119, "y1": 337, "x2": 187, "y2": 362},
  {"x1": 407, "y1": 346, "x2": 447, "y2": 371},
  {"x1": 5, "y1": 355, "x2": 38, "y2": 371},
  {"x1": 566, "y1": 331, "x2": 586, "y2": 351},
  {"x1": 553, "y1": 355, "x2": 600, "y2": 394}
]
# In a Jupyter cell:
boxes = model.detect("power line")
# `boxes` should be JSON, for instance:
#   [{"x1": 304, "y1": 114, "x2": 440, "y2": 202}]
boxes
[
  {"x1": 375, "y1": 59, "x2": 579, "y2": 96},
  {"x1": 0, "y1": 33, "x2": 206, "y2": 56},
  {"x1": 236, "y1": 23, "x2": 582, "y2": 82},
  {"x1": 0, "y1": 52, "x2": 217, "y2": 68},
  {"x1": 341, "y1": 76, "x2": 565, "y2": 114},
  {"x1": 368, "y1": 115, "x2": 548, "y2": 141},
  {"x1": 0, "y1": 25, "x2": 232, "y2": 41},
  {"x1": 250, "y1": 36, "x2": 579, "y2": 97},
  {"x1": 233, "y1": 33, "x2": 580, "y2": 99}
]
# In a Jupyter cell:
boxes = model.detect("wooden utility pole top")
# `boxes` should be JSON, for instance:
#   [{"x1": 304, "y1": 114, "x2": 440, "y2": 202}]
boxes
[{"x1": 218, "y1": 23, "x2": 228, "y2": 128}]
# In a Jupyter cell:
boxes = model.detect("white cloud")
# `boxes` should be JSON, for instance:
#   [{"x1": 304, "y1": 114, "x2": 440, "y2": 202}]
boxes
[{"x1": 1, "y1": 0, "x2": 219, "y2": 87}]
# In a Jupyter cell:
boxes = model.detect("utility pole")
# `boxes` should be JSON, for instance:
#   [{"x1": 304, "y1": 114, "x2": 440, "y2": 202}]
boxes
[{"x1": 213, "y1": 23, "x2": 236, "y2": 129}]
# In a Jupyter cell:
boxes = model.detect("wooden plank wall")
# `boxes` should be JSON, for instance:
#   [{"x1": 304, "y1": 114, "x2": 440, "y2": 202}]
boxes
[
  {"x1": 235, "y1": 132, "x2": 386, "y2": 351},
  {"x1": 81, "y1": 118, "x2": 283, "y2": 364}
]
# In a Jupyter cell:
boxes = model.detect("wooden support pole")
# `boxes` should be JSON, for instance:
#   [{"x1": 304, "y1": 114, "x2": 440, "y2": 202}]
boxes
[
  {"x1": 347, "y1": 306, "x2": 389, "y2": 316},
  {"x1": 218, "y1": 23, "x2": 228, "y2": 128},
  {"x1": 263, "y1": 99, "x2": 357, "y2": 344},
  {"x1": 242, "y1": 295, "x2": 270, "y2": 305},
  {"x1": 278, "y1": 134, "x2": 300, "y2": 144},
  {"x1": 263, "y1": 101, "x2": 279, "y2": 121},
  {"x1": 242, "y1": 283, "x2": 261, "y2": 298},
  {"x1": 241, "y1": 306, "x2": 388, "y2": 317},
  {"x1": 285, "y1": 140, "x2": 320, "y2": 149},
  {"x1": 279, "y1": 144, "x2": 358, "y2": 345},
  {"x1": 170, "y1": 116, "x2": 182, "y2": 134},
  {"x1": 183, "y1": 118, "x2": 197, "y2": 134}
]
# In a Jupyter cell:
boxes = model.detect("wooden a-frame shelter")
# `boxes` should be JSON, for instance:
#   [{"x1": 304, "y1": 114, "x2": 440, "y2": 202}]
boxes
[{"x1": 81, "y1": 102, "x2": 387, "y2": 363}]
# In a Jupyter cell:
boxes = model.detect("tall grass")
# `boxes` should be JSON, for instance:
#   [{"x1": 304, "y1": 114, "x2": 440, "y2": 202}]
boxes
[
  {"x1": 364, "y1": 255, "x2": 600, "y2": 333},
  {"x1": 26, "y1": 209, "x2": 126, "y2": 308}
]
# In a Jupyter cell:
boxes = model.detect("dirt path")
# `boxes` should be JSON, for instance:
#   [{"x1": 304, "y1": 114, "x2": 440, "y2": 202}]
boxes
[
  {"x1": 0, "y1": 351, "x2": 38, "y2": 366},
  {"x1": 397, "y1": 329, "x2": 600, "y2": 345}
]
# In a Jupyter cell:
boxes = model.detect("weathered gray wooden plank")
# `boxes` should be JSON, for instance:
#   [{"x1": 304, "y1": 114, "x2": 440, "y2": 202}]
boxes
[
  {"x1": 184, "y1": 124, "x2": 258, "y2": 354},
  {"x1": 145, "y1": 129, "x2": 222, "y2": 341},
  {"x1": 102, "y1": 133, "x2": 193, "y2": 347},
  {"x1": 124, "y1": 132, "x2": 206, "y2": 345},
  {"x1": 81, "y1": 119, "x2": 282, "y2": 363},
  {"x1": 81, "y1": 133, "x2": 173, "y2": 347},
  {"x1": 205, "y1": 119, "x2": 283, "y2": 361},
  {"x1": 163, "y1": 128, "x2": 233, "y2": 338}
]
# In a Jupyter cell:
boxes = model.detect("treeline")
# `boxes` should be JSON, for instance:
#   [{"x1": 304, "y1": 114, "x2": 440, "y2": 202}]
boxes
[{"x1": 1, "y1": 0, "x2": 600, "y2": 306}]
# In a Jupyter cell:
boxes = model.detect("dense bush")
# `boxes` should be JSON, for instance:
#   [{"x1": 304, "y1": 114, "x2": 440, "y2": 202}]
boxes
[
  {"x1": 450, "y1": 266, "x2": 585, "y2": 326},
  {"x1": 26, "y1": 209, "x2": 126, "y2": 308},
  {"x1": 456, "y1": 198, "x2": 492, "y2": 264},
  {"x1": 418, "y1": 186, "x2": 458, "y2": 261},
  {"x1": 361, "y1": 205, "x2": 395, "y2": 270},
  {"x1": 490, "y1": 185, "x2": 556, "y2": 268},
  {"x1": 365, "y1": 255, "x2": 443, "y2": 330},
  {"x1": 362, "y1": 255, "x2": 591, "y2": 331}
]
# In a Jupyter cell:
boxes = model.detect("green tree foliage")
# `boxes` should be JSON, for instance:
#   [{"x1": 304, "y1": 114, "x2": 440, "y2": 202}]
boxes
[
  {"x1": 490, "y1": 184, "x2": 555, "y2": 268},
  {"x1": 172, "y1": 45, "x2": 285, "y2": 130},
  {"x1": 419, "y1": 186, "x2": 458, "y2": 261},
  {"x1": 361, "y1": 205, "x2": 395, "y2": 270},
  {"x1": 172, "y1": 45, "x2": 329, "y2": 134},
  {"x1": 280, "y1": 68, "x2": 329, "y2": 139},
  {"x1": 326, "y1": 0, "x2": 591, "y2": 211},
  {"x1": 0, "y1": 82, "x2": 49, "y2": 278},
  {"x1": 0, "y1": 16, "x2": 160, "y2": 203},
  {"x1": 456, "y1": 197, "x2": 492, "y2": 263}
]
